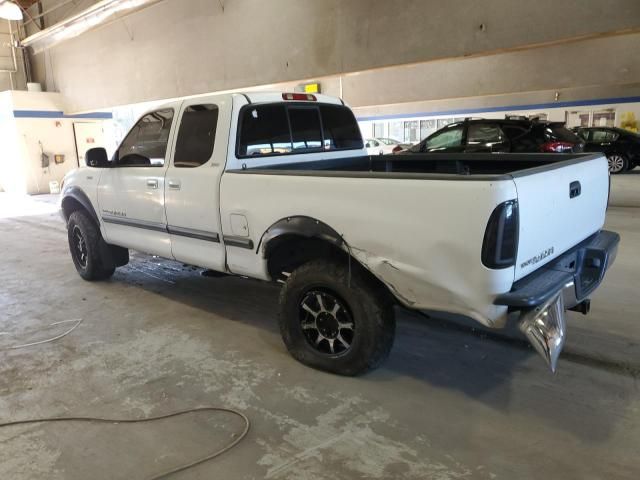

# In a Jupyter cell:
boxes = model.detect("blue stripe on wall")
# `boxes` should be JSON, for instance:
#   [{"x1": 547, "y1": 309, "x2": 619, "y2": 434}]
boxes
[
  {"x1": 13, "y1": 110, "x2": 113, "y2": 119},
  {"x1": 356, "y1": 95, "x2": 640, "y2": 122}
]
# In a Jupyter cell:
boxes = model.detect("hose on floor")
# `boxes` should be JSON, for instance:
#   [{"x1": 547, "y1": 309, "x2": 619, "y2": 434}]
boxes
[{"x1": 0, "y1": 406, "x2": 250, "y2": 479}]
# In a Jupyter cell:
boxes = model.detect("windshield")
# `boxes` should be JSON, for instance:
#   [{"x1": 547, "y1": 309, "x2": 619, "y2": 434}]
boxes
[{"x1": 378, "y1": 138, "x2": 400, "y2": 145}]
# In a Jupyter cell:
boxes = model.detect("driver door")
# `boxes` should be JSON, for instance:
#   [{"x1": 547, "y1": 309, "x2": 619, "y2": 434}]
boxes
[{"x1": 97, "y1": 103, "x2": 181, "y2": 257}]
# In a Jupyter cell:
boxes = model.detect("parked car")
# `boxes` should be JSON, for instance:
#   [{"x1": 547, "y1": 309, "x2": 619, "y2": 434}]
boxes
[
  {"x1": 404, "y1": 117, "x2": 585, "y2": 155},
  {"x1": 572, "y1": 127, "x2": 640, "y2": 174},
  {"x1": 60, "y1": 92, "x2": 618, "y2": 375},
  {"x1": 365, "y1": 137, "x2": 411, "y2": 155}
]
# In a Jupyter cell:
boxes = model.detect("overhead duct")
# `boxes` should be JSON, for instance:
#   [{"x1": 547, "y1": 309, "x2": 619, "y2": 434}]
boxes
[{"x1": 20, "y1": 0, "x2": 164, "y2": 53}]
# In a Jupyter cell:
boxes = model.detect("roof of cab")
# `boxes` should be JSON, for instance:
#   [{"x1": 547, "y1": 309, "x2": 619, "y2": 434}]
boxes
[
  {"x1": 238, "y1": 91, "x2": 344, "y2": 105},
  {"x1": 152, "y1": 91, "x2": 345, "y2": 112}
]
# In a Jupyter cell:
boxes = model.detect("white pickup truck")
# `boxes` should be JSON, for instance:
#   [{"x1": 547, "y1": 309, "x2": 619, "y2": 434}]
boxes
[{"x1": 60, "y1": 91, "x2": 619, "y2": 375}]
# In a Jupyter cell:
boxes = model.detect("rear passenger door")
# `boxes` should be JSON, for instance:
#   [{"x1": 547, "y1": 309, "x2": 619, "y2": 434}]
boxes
[
  {"x1": 582, "y1": 129, "x2": 608, "y2": 153},
  {"x1": 465, "y1": 123, "x2": 509, "y2": 152},
  {"x1": 164, "y1": 97, "x2": 231, "y2": 271}
]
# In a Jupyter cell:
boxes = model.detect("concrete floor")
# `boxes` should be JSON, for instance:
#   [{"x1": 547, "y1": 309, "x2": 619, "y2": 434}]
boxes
[{"x1": 0, "y1": 193, "x2": 638, "y2": 480}]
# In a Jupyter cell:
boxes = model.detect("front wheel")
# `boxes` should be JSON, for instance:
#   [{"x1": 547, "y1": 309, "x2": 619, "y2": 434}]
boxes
[
  {"x1": 67, "y1": 211, "x2": 115, "y2": 281},
  {"x1": 278, "y1": 259, "x2": 395, "y2": 376},
  {"x1": 607, "y1": 153, "x2": 628, "y2": 174}
]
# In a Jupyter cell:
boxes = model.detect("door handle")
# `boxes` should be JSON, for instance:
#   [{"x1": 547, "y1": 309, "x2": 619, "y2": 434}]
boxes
[
  {"x1": 570, "y1": 181, "x2": 581, "y2": 199},
  {"x1": 146, "y1": 178, "x2": 158, "y2": 189},
  {"x1": 168, "y1": 180, "x2": 181, "y2": 190}
]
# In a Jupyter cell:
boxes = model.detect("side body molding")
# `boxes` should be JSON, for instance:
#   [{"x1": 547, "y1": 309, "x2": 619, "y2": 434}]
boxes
[
  {"x1": 259, "y1": 216, "x2": 345, "y2": 258},
  {"x1": 61, "y1": 186, "x2": 99, "y2": 224}
]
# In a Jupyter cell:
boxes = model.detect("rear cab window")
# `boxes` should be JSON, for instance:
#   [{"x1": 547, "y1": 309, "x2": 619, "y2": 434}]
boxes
[{"x1": 237, "y1": 102, "x2": 363, "y2": 158}]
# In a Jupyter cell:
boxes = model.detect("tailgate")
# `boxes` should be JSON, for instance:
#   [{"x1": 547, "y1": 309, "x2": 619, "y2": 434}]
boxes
[{"x1": 513, "y1": 155, "x2": 609, "y2": 281}]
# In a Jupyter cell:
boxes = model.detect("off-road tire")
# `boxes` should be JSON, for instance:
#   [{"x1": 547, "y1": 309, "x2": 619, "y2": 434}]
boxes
[
  {"x1": 67, "y1": 210, "x2": 115, "y2": 281},
  {"x1": 278, "y1": 259, "x2": 395, "y2": 375}
]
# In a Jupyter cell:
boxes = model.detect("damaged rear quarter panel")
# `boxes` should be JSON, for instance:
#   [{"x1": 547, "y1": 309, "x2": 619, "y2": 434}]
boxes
[{"x1": 220, "y1": 173, "x2": 518, "y2": 327}]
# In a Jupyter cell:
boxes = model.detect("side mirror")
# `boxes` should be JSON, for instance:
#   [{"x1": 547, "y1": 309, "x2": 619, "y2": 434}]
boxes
[{"x1": 86, "y1": 147, "x2": 110, "y2": 168}]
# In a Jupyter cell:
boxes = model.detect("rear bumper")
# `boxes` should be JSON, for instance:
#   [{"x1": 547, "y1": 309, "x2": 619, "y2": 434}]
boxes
[
  {"x1": 494, "y1": 230, "x2": 620, "y2": 309},
  {"x1": 493, "y1": 230, "x2": 619, "y2": 372}
]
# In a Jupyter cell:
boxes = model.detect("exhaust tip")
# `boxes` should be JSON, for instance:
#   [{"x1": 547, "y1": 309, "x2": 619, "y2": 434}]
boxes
[{"x1": 519, "y1": 293, "x2": 566, "y2": 373}]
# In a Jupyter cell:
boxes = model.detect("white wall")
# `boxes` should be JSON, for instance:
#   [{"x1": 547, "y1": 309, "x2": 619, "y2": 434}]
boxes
[{"x1": 0, "y1": 91, "x2": 106, "y2": 195}]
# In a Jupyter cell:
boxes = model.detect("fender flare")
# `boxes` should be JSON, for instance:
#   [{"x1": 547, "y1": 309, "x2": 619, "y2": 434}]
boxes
[
  {"x1": 258, "y1": 216, "x2": 345, "y2": 258},
  {"x1": 61, "y1": 186, "x2": 99, "y2": 225}
]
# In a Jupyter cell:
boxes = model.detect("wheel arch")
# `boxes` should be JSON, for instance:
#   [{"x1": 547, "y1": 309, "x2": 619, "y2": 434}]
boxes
[
  {"x1": 260, "y1": 216, "x2": 395, "y2": 304},
  {"x1": 61, "y1": 187, "x2": 99, "y2": 225}
]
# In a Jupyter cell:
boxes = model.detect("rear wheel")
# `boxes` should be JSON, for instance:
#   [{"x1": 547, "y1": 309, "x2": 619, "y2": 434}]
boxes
[
  {"x1": 67, "y1": 211, "x2": 115, "y2": 281},
  {"x1": 607, "y1": 153, "x2": 628, "y2": 174},
  {"x1": 278, "y1": 259, "x2": 395, "y2": 376}
]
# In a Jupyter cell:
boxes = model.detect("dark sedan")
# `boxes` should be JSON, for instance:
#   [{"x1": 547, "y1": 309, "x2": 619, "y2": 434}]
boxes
[{"x1": 573, "y1": 127, "x2": 640, "y2": 174}]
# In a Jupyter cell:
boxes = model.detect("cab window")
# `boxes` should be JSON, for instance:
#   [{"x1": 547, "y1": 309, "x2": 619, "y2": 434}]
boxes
[
  {"x1": 237, "y1": 103, "x2": 363, "y2": 158},
  {"x1": 117, "y1": 109, "x2": 174, "y2": 167},
  {"x1": 174, "y1": 104, "x2": 219, "y2": 168}
]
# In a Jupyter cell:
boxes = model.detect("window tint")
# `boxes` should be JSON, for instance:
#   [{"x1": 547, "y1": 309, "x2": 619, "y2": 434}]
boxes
[
  {"x1": 174, "y1": 104, "x2": 219, "y2": 168},
  {"x1": 502, "y1": 125, "x2": 529, "y2": 140},
  {"x1": 545, "y1": 125, "x2": 581, "y2": 143},
  {"x1": 426, "y1": 126, "x2": 463, "y2": 150},
  {"x1": 319, "y1": 105, "x2": 363, "y2": 150},
  {"x1": 237, "y1": 103, "x2": 363, "y2": 158},
  {"x1": 117, "y1": 109, "x2": 174, "y2": 167},
  {"x1": 467, "y1": 124, "x2": 505, "y2": 145},
  {"x1": 289, "y1": 107, "x2": 322, "y2": 150},
  {"x1": 239, "y1": 104, "x2": 292, "y2": 156},
  {"x1": 591, "y1": 129, "x2": 619, "y2": 143},
  {"x1": 575, "y1": 129, "x2": 589, "y2": 141}
]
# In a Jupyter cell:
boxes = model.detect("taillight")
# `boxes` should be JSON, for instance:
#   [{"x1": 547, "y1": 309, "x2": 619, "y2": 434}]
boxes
[
  {"x1": 482, "y1": 200, "x2": 519, "y2": 269},
  {"x1": 392, "y1": 145, "x2": 403, "y2": 153},
  {"x1": 282, "y1": 93, "x2": 317, "y2": 101},
  {"x1": 540, "y1": 141, "x2": 574, "y2": 153}
]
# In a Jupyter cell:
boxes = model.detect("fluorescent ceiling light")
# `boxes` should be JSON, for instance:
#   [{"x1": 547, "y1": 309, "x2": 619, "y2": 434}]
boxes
[
  {"x1": 0, "y1": 1, "x2": 23, "y2": 21},
  {"x1": 21, "y1": 0, "x2": 162, "y2": 53}
]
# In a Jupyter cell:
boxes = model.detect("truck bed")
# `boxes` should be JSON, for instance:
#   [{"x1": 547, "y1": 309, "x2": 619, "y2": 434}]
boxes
[{"x1": 236, "y1": 153, "x2": 598, "y2": 178}]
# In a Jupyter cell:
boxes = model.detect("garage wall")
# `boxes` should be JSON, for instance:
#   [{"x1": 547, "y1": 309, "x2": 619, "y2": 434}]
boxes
[{"x1": 26, "y1": 0, "x2": 640, "y2": 112}]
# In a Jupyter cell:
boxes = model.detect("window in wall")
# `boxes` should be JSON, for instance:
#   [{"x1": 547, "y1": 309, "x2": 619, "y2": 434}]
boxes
[
  {"x1": 117, "y1": 108, "x2": 174, "y2": 166},
  {"x1": 389, "y1": 121, "x2": 404, "y2": 144},
  {"x1": 437, "y1": 118, "x2": 454, "y2": 129},
  {"x1": 404, "y1": 120, "x2": 419, "y2": 143},
  {"x1": 420, "y1": 119, "x2": 436, "y2": 141},
  {"x1": 565, "y1": 110, "x2": 591, "y2": 128},
  {"x1": 373, "y1": 122, "x2": 385, "y2": 138},
  {"x1": 174, "y1": 104, "x2": 219, "y2": 168},
  {"x1": 592, "y1": 109, "x2": 616, "y2": 127},
  {"x1": 426, "y1": 126, "x2": 464, "y2": 150}
]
